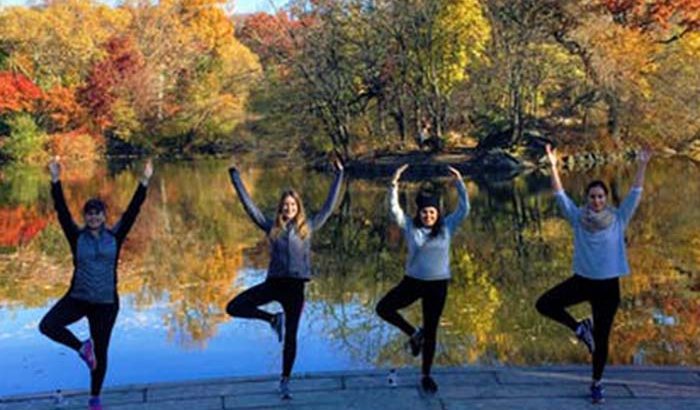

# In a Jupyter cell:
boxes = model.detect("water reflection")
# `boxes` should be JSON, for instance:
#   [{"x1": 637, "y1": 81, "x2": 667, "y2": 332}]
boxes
[{"x1": 0, "y1": 157, "x2": 698, "y2": 393}]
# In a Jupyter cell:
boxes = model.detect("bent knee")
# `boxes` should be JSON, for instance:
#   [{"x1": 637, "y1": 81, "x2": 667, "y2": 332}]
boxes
[
  {"x1": 225, "y1": 300, "x2": 238, "y2": 317},
  {"x1": 375, "y1": 302, "x2": 387, "y2": 318},
  {"x1": 38, "y1": 317, "x2": 53, "y2": 336},
  {"x1": 535, "y1": 295, "x2": 550, "y2": 315}
]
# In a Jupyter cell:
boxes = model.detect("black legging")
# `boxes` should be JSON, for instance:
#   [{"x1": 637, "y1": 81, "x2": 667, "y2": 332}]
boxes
[
  {"x1": 39, "y1": 296, "x2": 119, "y2": 396},
  {"x1": 376, "y1": 276, "x2": 448, "y2": 376},
  {"x1": 535, "y1": 275, "x2": 620, "y2": 381},
  {"x1": 226, "y1": 277, "x2": 305, "y2": 378}
]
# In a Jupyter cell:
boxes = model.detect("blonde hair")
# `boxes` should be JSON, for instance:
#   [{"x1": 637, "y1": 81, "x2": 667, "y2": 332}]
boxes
[{"x1": 268, "y1": 190, "x2": 310, "y2": 240}]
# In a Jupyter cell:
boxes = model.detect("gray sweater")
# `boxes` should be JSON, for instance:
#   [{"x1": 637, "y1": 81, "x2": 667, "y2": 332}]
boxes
[
  {"x1": 229, "y1": 168, "x2": 343, "y2": 280},
  {"x1": 555, "y1": 188, "x2": 642, "y2": 279},
  {"x1": 390, "y1": 179, "x2": 470, "y2": 281}
]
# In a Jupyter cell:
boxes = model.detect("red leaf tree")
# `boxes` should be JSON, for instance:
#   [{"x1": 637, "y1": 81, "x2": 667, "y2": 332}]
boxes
[
  {"x1": 0, "y1": 72, "x2": 42, "y2": 114},
  {"x1": 603, "y1": 0, "x2": 700, "y2": 33},
  {"x1": 39, "y1": 86, "x2": 88, "y2": 132},
  {"x1": 0, "y1": 206, "x2": 48, "y2": 248},
  {"x1": 238, "y1": 12, "x2": 304, "y2": 68},
  {"x1": 78, "y1": 36, "x2": 144, "y2": 131}
]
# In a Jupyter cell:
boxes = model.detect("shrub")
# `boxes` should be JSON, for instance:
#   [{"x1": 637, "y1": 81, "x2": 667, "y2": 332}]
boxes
[
  {"x1": 48, "y1": 129, "x2": 102, "y2": 162},
  {"x1": 0, "y1": 113, "x2": 48, "y2": 163}
]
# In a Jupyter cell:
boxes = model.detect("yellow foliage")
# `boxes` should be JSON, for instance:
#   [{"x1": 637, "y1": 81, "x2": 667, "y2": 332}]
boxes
[
  {"x1": 434, "y1": 0, "x2": 491, "y2": 91},
  {"x1": 576, "y1": 15, "x2": 659, "y2": 99},
  {"x1": 0, "y1": 0, "x2": 131, "y2": 87}
]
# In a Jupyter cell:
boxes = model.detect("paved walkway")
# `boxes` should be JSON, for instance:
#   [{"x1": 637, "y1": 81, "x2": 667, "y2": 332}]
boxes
[{"x1": 1, "y1": 366, "x2": 699, "y2": 409}]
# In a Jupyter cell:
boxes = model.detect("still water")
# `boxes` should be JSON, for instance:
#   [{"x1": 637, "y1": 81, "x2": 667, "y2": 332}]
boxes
[{"x1": 0, "y1": 157, "x2": 698, "y2": 395}]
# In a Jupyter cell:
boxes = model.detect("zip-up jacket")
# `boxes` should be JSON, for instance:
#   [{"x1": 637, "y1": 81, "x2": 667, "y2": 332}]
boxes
[
  {"x1": 229, "y1": 168, "x2": 343, "y2": 281},
  {"x1": 51, "y1": 181, "x2": 147, "y2": 303}
]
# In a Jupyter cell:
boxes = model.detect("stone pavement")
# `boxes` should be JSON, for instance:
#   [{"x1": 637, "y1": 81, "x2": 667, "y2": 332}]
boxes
[{"x1": 1, "y1": 366, "x2": 699, "y2": 410}]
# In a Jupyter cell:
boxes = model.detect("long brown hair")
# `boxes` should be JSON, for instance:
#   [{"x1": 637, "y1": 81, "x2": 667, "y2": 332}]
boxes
[{"x1": 268, "y1": 190, "x2": 310, "y2": 240}]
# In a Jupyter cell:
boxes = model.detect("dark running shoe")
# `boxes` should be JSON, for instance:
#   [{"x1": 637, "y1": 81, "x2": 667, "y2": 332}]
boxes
[
  {"x1": 406, "y1": 327, "x2": 424, "y2": 357},
  {"x1": 270, "y1": 312, "x2": 285, "y2": 343},
  {"x1": 78, "y1": 339, "x2": 97, "y2": 371},
  {"x1": 576, "y1": 318, "x2": 595, "y2": 355},
  {"x1": 88, "y1": 396, "x2": 103, "y2": 410},
  {"x1": 279, "y1": 377, "x2": 292, "y2": 400},
  {"x1": 421, "y1": 375, "x2": 438, "y2": 395},
  {"x1": 590, "y1": 381, "x2": 605, "y2": 404}
]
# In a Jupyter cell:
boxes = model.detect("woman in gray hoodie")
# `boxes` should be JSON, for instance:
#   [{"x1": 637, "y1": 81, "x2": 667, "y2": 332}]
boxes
[
  {"x1": 376, "y1": 164, "x2": 470, "y2": 395},
  {"x1": 226, "y1": 160, "x2": 343, "y2": 399}
]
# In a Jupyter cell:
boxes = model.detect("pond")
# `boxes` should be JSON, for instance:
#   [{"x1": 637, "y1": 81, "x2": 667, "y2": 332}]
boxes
[{"x1": 0, "y1": 156, "x2": 698, "y2": 395}]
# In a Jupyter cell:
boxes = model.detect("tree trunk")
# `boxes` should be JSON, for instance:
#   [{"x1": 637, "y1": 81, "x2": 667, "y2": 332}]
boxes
[
  {"x1": 604, "y1": 91, "x2": 620, "y2": 140},
  {"x1": 510, "y1": 60, "x2": 524, "y2": 146},
  {"x1": 391, "y1": 108, "x2": 406, "y2": 143}
]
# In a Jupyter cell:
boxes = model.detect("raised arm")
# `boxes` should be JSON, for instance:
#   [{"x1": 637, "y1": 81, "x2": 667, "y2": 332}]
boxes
[
  {"x1": 546, "y1": 144, "x2": 563, "y2": 192},
  {"x1": 388, "y1": 164, "x2": 409, "y2": 229},
  {"x1": 618, "y1": 149, "x2": 651, "y2": 227},
  {"x1": 553, "y1": 189, "x2": 581, "y2": 225},
  {"x1": 49, "y1": 158, "x2": 79, "y2": 246},
  {"x1": 631, "y1": 148, "x2": 651, "y2": 189},
  {"x1": 113, "y1": 159, "x2": 152, "y2": 243},
  {"x1": 310, "y1": 159, "x2": 344, "y2": 230},
  {"x1": 228, "y1": 167, "x2": 272, "y2": 232},
  {"x1": 545, "y1": 145, "x2": 580, "y2": 224},
  {"x1": 444, "y1": 166, "x2": 470, "y2": 232}
]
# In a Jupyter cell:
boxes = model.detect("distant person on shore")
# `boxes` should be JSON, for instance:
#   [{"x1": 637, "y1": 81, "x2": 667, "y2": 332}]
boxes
[
  {"x1": 39, "y1": 157, "x2": 153, "y2": 410},
  {"x1": 417, "y1": 119, "x2": 431, "y2": 150},
  {"x1": 535, "y1": 144, "x2": 651, "y2": 404},
  {"x1": 225, "y1": 159, "x2": 344, "y2": 400},
  {"x1": 376, "y1": 164, "x2": 470, "y2": 395}
]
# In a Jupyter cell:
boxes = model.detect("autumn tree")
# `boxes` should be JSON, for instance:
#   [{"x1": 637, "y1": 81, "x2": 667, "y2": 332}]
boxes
[
  {"x1": 102, "y1": 0, "x2": 262, "y2": 149},
  {"x1": 78, "y1": 36, "x2": 145, "y2": 133},
  {"x1": 0, "y1": 72, "x2": 42, "y2": 114},
  {"x1": 238, "y1": 11, "x2": 300, "y2": 68},
  {"x1": 37, "y1": 85, "x2": 88, "y2": 133},
  {"x1": 392, "y1": 0, "x2": 490, "y2": 140},
  {"x1": 242, "y1": 0, "x2": 490, "y2": 157},
  {"x1": 0, "y1": 0, "x2": 130, "y2": 88},
  {"x1": 0, "y1": 72, "x2": 45, "y2": 161}
]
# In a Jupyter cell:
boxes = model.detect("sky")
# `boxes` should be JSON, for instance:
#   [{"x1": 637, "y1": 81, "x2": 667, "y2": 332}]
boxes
[{"x1": 0, "y1": 0, "x2": 274, "y2": 14}]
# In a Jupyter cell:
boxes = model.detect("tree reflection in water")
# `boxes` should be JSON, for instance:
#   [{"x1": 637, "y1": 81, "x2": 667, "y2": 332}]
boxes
[{"x1": 0, "y1": 157, "x2": 697, "y2": 363}]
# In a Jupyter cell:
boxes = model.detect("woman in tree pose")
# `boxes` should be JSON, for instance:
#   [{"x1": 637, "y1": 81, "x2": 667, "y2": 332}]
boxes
[
  {"x1": 39, "y1": 157, "x2": 153, "y2": 410},
  {"x1": 376, "y1": 164, "x2": 470, "y2": 395},
  {"x1": 535, "y1": 145, "x2": 650, "y2": 404},
  {"x1": 225, "y1": 159, "x2": 343, "y2": 400}
]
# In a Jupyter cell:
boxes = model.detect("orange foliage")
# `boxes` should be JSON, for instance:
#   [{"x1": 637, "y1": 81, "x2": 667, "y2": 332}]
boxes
[
  {"x1": 47, "y1": 129, "x2": 102, "y2": 162},
  {"x1": 39, "y1": 86, "x2": 88, "y2": 132},
  {"x1": 0, "y1": 206, "x2": 48, "y2": 247},
  {"x1": 602, "y1": 0, "x2": 700, "y2": 31},
  {"x1": 238, "y1": 12, "x2": 301, "y2": 67},
  {"x1": 0, "y1": 72, "x2": 42, "y2": 114},
  {"x1": 78, "y1": 36, "x2": 145, "y2": 132}
]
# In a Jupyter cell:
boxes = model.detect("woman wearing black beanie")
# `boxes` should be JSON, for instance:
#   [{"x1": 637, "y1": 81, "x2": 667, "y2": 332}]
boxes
[{"x1": 376, "y1": 164, "x2": 470, "y2": 394}]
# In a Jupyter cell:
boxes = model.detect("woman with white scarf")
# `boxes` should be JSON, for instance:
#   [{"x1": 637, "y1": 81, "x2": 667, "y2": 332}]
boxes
[{"x1": 535, "y1": 144, "x2": 651, "y2": 404}]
